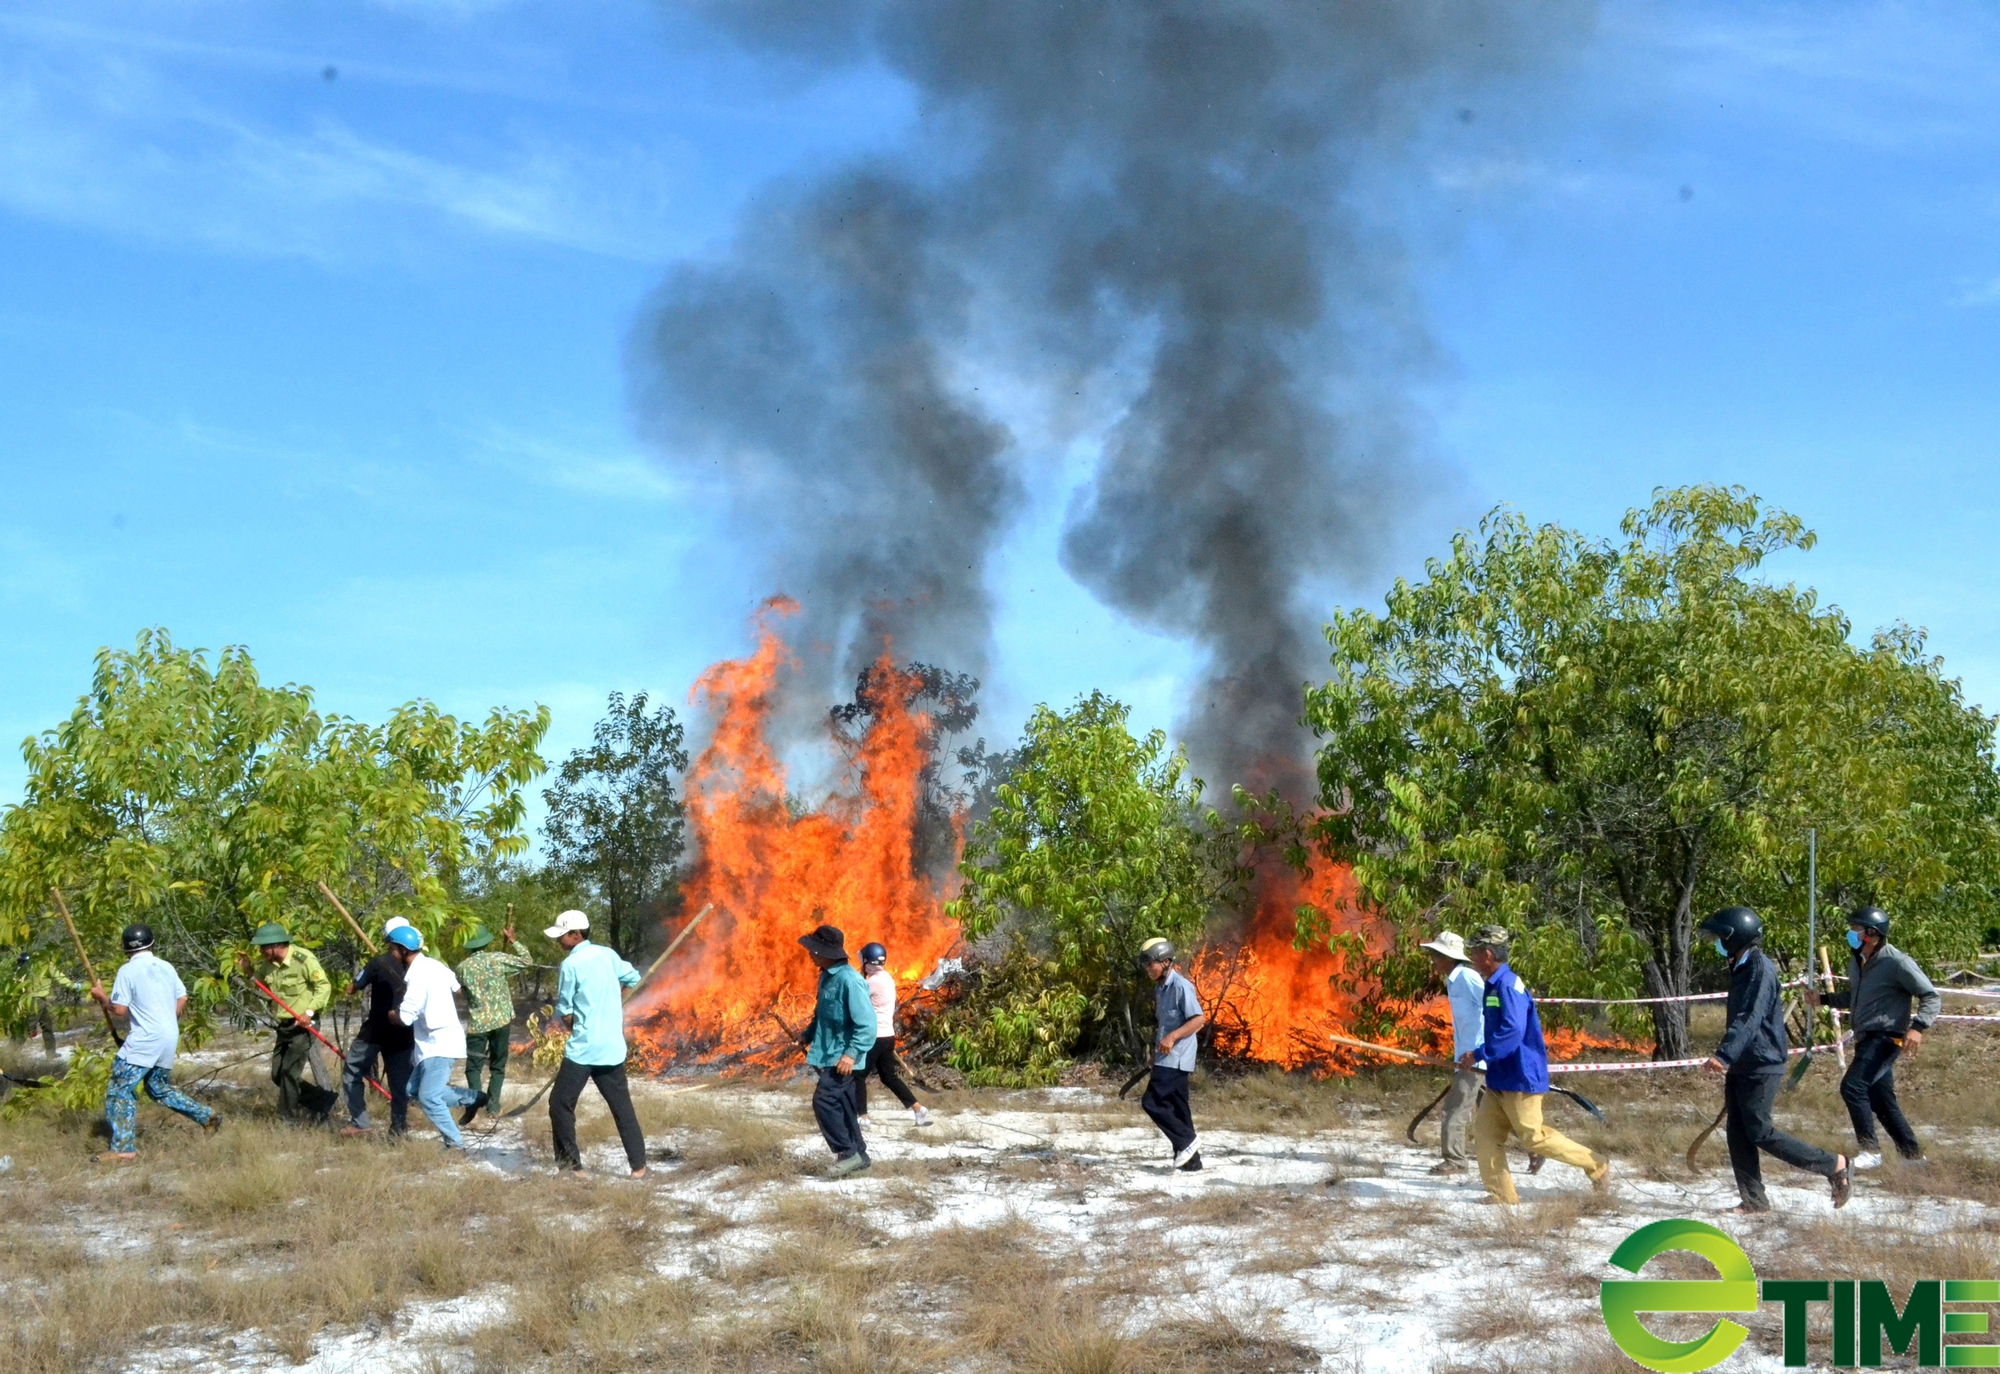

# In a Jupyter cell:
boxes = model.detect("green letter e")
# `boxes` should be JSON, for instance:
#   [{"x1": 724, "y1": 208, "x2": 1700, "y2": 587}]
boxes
[{"x1": 1600, "y1": 1219, "x2": 1759, "y2": 1374}]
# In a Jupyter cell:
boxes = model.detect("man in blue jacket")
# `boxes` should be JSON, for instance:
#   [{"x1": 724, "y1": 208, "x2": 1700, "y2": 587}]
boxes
[
  {"x1": 1699, "y1": 906, "x2": 1850, "y2": 1212},
  {"x1": 797, "y1": 923, "x2": 877, "y2": 1177},
  {"x1": 1457, "y1": 924, "x2": 1609, "y2": 1204}
]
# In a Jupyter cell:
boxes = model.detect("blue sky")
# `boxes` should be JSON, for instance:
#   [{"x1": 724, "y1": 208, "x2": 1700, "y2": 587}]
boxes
[{"x1": 2, "y1": 2, "x2": 1998, "y2": 825}]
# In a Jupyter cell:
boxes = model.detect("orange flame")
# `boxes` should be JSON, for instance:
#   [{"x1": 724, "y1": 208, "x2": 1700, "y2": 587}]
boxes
[{"x1": 629, "y1": 599, "x2": 960, "y2": 1068}]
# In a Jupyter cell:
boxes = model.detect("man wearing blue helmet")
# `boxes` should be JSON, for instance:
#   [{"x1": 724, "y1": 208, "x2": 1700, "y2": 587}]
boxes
[
  {"x1": 339, "y1": 919, "x2": 416, "y2": 1138},
  {"x1": 387, "y1": 926, "x2": 485, "y2": 1149}
]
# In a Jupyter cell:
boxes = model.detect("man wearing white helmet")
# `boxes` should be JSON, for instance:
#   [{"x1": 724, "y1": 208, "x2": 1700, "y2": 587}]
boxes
[{"x1": 1138, "y1": 937, "x2": 1206, "y2": 1173}]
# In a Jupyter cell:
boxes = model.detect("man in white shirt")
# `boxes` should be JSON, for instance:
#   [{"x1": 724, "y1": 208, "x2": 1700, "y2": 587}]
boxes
[
  {"x1": 89, "y1": 923, "x2": 220, "y2": 1162},
  {"x1": 1420, "y1": 931, "x2": 1485, "y2": 1175},
  {"x1": 387, "y1": 926, "x2": 482, "y2": 1149}
]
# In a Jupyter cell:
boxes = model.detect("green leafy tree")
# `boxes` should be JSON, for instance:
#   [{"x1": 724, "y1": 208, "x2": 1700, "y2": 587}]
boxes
[
  {"x1": 1305, "y1": 487, "x2": 2000, "y2": 1058},
  {"x1": 947, "y1": 691, "x2": 1243, "y2": 1069},
  {"x1": 0, "y1": 630, "x2": 550, "y2": 1038},
  {"x1": 541, "y1": 692, "x2": 689, "y2": 961}
]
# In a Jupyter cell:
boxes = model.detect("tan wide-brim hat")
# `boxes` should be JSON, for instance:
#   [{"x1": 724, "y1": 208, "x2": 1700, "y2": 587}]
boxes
[{"x1": 1419, "y1": 930, "x2": 1469, "y2": 963}]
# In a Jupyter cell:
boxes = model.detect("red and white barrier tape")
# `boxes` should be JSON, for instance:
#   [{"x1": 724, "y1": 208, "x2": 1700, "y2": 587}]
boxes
[
  {"x1": 1538, "y1": 977, "x2": 1816, "y2": 1007},
  {"x1": 1545, "y1": 1037, "x2": 1848, "y2": 1075},
  {"x1": 1933, "y1": 1014, "x2": 2000, "y2": 1025}
]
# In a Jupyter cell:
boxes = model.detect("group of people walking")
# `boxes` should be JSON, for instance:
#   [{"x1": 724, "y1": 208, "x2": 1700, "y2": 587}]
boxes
[
  {"x1": 76, "y1": 897, "x2": 1948, "y2": 1216},
  {"x1": 1407, "y1": 905, "x2": 1940, "y2": 1213},
  {"x1": 87, "y1": 908, "x2": 655, "y2": 1176}
]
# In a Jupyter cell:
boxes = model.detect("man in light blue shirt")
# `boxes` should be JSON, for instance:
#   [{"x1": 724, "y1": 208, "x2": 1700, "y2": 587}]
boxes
[
  {"x1": 1420, "y1": 931, "x2": 1484, "y2": 1175},
  {"x1": 89, "y1": 922, "x2": 219, "y2": 1162},
  {"x1": 545, "y1": 909, "x2": 648, "y2": 1177}
]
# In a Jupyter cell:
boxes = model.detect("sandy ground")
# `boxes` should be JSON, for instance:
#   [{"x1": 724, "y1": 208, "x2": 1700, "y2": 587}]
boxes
[{"x1": 157, "y1": 1065, "x2": 1987, "y2": 1373}]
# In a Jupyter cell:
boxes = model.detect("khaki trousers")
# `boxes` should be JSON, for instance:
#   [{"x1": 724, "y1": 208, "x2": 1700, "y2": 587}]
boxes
[{"x1": 1475, "y1": 1089, "x2": 1604, "y2": 1204}]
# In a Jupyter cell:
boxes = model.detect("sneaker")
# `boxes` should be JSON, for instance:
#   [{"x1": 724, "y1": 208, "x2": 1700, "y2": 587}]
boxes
[
  {"x1": 1852, "y1": 1151, "x2": 1883, "y2": 1171},
  {"x1": 1428, "y1": 1161, "x2": 1467, "y2": 1175},
  {"x1": 95, "y1": 1151, "x2": 137, "y2": 1164},
  {"x1": 857, "y1": 1114, "x2": 872, "y2": 1125},
  {"x1": 203, "y1": 1112, "x2": 224, "y2": 1135},
  {"x1": 912, "y1": 1105, "x2": 932, "y2": 1126},
  {"x1": 1177, "y1": 1152, "x2": 1203, "y2": 1172},
  {"x1": 827, "y1": 1153, "x2": 872, "y2": 1178},
  {"x1": 457, "y1": 1092, "x2": 488, "y2": 1128},
  {"x1": 1728, "y1": 1201, "x2": 1772, "y2": 1214},
  {"x1": 1830, "y1": 1156, "x2": 1852, "y2": 1209},
  {"x1": 1173, "y1": 1138, "x2": 1201, "y2": 1169}
]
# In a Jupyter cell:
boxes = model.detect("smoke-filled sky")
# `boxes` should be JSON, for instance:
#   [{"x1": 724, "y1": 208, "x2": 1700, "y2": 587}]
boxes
[{"x1": 3, "y1": 1, "x2": 2000, "y2": 815}]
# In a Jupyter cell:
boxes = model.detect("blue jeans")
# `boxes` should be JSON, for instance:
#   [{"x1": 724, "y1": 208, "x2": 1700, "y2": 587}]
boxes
[
  {"x1": 412, "y1": 1056, "x2": 479, "y2": 1148},
  {"x1": 105, "y1": 1057, "x2": 214, "y2": 1153},
  {"x1": 343, "y1": 1037, "x2": 414, "y2": 1132}
]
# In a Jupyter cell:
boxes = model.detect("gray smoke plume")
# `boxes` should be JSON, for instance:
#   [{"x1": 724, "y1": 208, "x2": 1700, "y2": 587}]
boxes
[{"x1": 631, "y1": 1, "x2": 1593, "y2": 789}]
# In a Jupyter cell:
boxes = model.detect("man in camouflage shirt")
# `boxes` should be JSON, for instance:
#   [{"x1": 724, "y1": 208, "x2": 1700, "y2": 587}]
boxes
[{"x1": 455, "y1": 922, "x2": 532, "y2": 1125}]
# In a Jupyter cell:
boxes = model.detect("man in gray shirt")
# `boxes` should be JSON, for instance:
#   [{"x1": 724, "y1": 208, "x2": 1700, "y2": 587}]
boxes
[
  {"x1": 1138, "y1": 937, "x2": 1207, "y2": 1172},
  {"x1": 89, "y1": 923, "x2": 220, "y2": 1162},
  {"x1": 1808, "y1": 905, "x2": 1941, "y2": 1169}
]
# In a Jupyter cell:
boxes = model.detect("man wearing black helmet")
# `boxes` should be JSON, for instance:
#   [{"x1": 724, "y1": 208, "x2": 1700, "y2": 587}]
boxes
[
  {"x1": 1806, "y1": 906, "x2": 1940, "y2": 1169},
  {"x1": 89, "y1": 923, "x2": 220, "y2": 1162},
  {"x1": 1139, "y1": 937, "x2": 1206, "y2": 1172},
  {"x1": 1698, "y1": 906, "x2": 1850, "y2": 1212}
]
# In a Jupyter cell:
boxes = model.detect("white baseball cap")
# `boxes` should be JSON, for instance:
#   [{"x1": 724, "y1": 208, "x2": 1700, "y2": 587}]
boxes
[
  {"x1": 543, "y1": 910, "x2": 590, "y2": 939},
  {"x1": 383, "y1": 917, "x2": 411, "y2": 935}
]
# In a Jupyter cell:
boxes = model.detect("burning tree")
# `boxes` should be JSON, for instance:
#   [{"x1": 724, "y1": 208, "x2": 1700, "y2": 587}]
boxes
[{"x1": 1305, "y1": 486, "x2": 2000, "y2": 1059}]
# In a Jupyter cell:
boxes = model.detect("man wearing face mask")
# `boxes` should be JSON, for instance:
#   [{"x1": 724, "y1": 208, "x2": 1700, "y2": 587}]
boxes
[
  {"x1": 1699, "y1": 907, "x2": 1850, "y2": 1212},
  {"x1": 1806, "y1": 906, "x2": 1940, "y2": 1169}
]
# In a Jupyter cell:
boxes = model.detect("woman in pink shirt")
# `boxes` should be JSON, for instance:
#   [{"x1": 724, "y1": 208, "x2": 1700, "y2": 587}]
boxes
[{"x1": 855, "y1": 942, "x2": 930, "y2": 1126}]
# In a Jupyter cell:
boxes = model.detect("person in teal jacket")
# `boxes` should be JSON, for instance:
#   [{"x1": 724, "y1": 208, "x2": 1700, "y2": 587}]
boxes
[{"x1": 795, "y1": 923, "x2": 877, "y2": 1177}]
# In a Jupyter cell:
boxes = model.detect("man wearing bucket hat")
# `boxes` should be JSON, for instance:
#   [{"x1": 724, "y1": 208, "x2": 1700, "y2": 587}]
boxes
[
  {"x1": 1459, "y1": 924, "x2": 1609, "y2": 1204},
  {"x1": 1419, "y1": 930, "x2": 1485, "y2": 1174},
  {"x1": 546, "y1": 910, "x2": 649, "y2": 1178},
  {"x1": 248, "y1": 922, "x2": 336, "y2": 1124},
  {"x1": 455, "y1": 922, "x2": 532, "y2": 1125},
  {"x1": 796, "y1": 923, "x2": 877, "y2": 1177}
]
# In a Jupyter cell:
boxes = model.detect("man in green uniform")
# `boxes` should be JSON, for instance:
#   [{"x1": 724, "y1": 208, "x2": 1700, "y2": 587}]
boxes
[
  {"x1": 455, "y1": 922, "x2": 532, "y2": 1125},
  {"x1": 247, "y1": 923, "x2": 336, "y2": 1124}
]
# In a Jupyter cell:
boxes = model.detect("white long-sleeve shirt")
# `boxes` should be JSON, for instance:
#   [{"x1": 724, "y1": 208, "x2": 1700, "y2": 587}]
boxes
[
  {"x1": 865, "y1": 969, "x2": 897, "y2": 1038},
  {"x1": 396, "y1": 953, "x2": 466, "y2": 1062},
  {"x1": 1445, "y1": 962, "x2": 1486, "y2": 1064}
]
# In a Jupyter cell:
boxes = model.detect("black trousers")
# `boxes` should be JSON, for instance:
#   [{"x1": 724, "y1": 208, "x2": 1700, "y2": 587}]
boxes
[
  {"x1": 549, "y1": 1059, "x2": 647, "y2": 1172},
  {"x1": 272, "y1": 1022, "x2": 338, "y2": 1123},
  {"x1": 855, "y1": 1036, "x2": 917, "y2": 1115},
  {"x1": 1141, "y1": 1066, "x2": 1196, "y2": 1156},
  {"x1": 813, "y1": 1066, "x2": 866, "y2": 1159},
  {"x1": 1841, "y1": 1032, "x2": 1922, "y2": 1158},
  {"x1": 1725, "y1": 1070, "x2": 1838, "y2": 1209}
]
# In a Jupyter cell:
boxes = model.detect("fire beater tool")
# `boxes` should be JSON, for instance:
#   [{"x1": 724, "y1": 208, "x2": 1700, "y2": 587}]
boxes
[
  {"x1": 1117, "y1": 1064, "x2": 1152, "y2": 1100},
  {"x1": 249, "y1": 975, "x2": 391, "y2": 1102},
  {"x1": 1328, "y1": 1032, "x2": 1606, "y2": 1125},
  {"x1": 1404, "y1": 1082, "x2": 1455, "y2": 1145},
  {"x1": 315, "y1": 880, "x2": 378, "y2": 954},
  {"x1": 500, "y1": 908, "x2": 716, "y2": 1122},
  {"x1": 51, "y1": 887, "x2": 122, "y2": 1048}
]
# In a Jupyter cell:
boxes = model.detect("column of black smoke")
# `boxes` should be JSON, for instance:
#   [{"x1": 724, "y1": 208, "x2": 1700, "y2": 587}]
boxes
[{"x1": 630, "y1": 0, "x2": 1593, "y2": 791}]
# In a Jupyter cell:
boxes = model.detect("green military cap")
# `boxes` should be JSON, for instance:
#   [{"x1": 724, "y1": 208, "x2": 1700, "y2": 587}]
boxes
[
  {"x1": 1468, "y1": 924, "x2": 1511, "y2": 951},
  {"x1": 252, "y1": 922, "x2": 292, "y2": 946},
  {"x1": 460, "y1": 925, "x2": 494, "y2": 952}
]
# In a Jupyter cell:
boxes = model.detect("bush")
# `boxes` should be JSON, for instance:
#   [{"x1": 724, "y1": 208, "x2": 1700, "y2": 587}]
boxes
[{"x1": 936, "y1": 942, "x2": 1090, "y2": 1087}]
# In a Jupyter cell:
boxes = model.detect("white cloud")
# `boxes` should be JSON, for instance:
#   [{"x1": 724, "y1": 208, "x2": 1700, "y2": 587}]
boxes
[
  {"x1": 468, "y1": 426, "x2": 688, "y2": 503},
  {"x1": 0, "y1": 18, "x2": 690, "y2": 263}
]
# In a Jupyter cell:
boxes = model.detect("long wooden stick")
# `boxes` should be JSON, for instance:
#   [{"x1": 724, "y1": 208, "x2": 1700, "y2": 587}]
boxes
[
  {"x1": 630, "y1": 904, "x2": 712, "y2": 1001},
  {"x1": 1328, "y1": 1031, "x2": 1455, "y2": 1068},
  {"x1": 1820, "y1": 946, "x2": 1847, "y2": 1069},
  {"x1": 316, "y1": 880, "x2": 377, "y2": 954},
  {"x1": 51, "y1": 888, "x2": 122, "y2": 1046}
]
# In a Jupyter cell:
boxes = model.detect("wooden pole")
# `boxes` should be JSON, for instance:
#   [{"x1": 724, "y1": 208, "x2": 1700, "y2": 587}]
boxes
[
  {"x1": 316, "y1": 880, "x2": 377, "y2": 954},
  {"x1": 50, "y1": 887, "x2": 123, "y2": 1046},
  {"x1": 624, "y1": 904, "x2": 713, "y2": 1004},
  {"x1": 1820, "y1": 946, "x2": 1847, "y2": 1068},
  {"x1": 1327, "y1": 1031, "x2": 1455, "y2": 1069}
]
